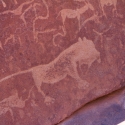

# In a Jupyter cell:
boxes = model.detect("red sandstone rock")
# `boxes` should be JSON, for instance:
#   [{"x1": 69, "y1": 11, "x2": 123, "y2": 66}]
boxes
[{"x1": 0, "y1": 0, "x2": 125, "y2": 125}]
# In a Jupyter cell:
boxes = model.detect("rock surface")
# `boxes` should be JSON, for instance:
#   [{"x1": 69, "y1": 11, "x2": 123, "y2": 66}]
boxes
[
  {"x1": 0, "y1": 0, "x2": 125, "y2": 125},
  {"x1": 59, "y1": 87, "x2": 125, "y2": 125}
]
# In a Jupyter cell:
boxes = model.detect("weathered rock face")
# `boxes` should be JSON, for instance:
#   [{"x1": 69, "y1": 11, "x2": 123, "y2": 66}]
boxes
[
  {"x1": 0, "y1": 0, "x2": 125, "y2": 125},
  {"x1": 59, "y1": 87, "x2": 125, "y2": 125}
]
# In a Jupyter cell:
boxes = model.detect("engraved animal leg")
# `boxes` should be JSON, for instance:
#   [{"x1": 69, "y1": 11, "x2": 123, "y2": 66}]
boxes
[
  {"x1": 84, "y1": 61, "x2": 93, "y2": 75},
  {"x1": 37, "y1": 83, "x2": 55, "y2": 106},
  {"x1": 112, "y1": 7, "x2": 117, "y2": 17},
  {"x1": 78, "y1": 59, "x2": 93, "y2": 75},
  {"x1": 102, "y1": 7, "x2": 107, "y2": 18},
  {"x1": 62, "y1": 14, "x2": 66, "y2": 27},
  {"x1": 85, "y1": 57, "x2": 99, "y2": 75},
  {"x1": 32, "y1": 75, "x2": 55, "y2": 105},
  {"x1": 9, "y1": 108, "x2": 14, "y2": 121},
  {"x1": 99, "y1": 2, "x2": 107, "y2": 18},
  {"x1": 87, "y1": 3, "x2": 95, "y2": 11},
  {"x1": 68, "y1": 63, "x2": 89, "y2": 89},
  {"x1": 77, "y1": 14, "x2": 81, "y2": 31},
  {"x1": 78, "y1": 61, "x2": 88, "y2": 75}
]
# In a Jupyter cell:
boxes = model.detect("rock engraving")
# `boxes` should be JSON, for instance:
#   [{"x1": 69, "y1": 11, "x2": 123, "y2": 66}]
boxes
[
  {"x1": 80, "y1": 13, "x2": 100, "y2": 30},
  {"x1": 99, "y1": 0, "x2": 117, "y2": 17},
  {"x1": 52, "y1": 26, "x2": 66, "y2": 46},
  {"x1": 57, "y1": 2, "x2": 94, "y2": 30},
  {"x1": 0, "y1": 37, "x2": 100, "y2": 105},
  {"x1": 0, "y1": 0, "x2": 6, "y2": 7},
  {"x1": 4, "y1": 34, "x2": 15, "y2": 45},
  {"x1": 0, "y1": 0, "x2": 49, "y2": 51},
  {"x1": 0, "y1": 41, "x2": 3, "y2": 50},
  {"x1": 0, "y1": 0, "x2": 34, "y2": 25},
  {"x1": 13, "y1": 0, "x2": 18, "y2": 5},
  {"x1": 0, "y1": 0, "x2": 17, "y2": 7},
  {"x1": 93, "y1": 24, "x2": 112, "y2": 48},
  {"x1": 33, "y1": 0, "x2": 49, "y2": 43},
  {"x1": 0, "y1": 86, "x2": 33, "y2": 121}
]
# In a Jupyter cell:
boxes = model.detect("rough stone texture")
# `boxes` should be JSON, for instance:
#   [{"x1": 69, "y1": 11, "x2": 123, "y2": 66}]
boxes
[
  {"x1": 0, "y1": 0, "x2": 125, "y2": 125},
  {"x1": 59, "y1": 87, "x2": 125, "y2": 125}
]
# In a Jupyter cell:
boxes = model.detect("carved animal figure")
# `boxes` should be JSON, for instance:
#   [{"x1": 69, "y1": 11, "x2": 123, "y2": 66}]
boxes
[
  {"x1": 0, "y1": 37, "x2": 100, "y2": 105},
  {"x1": 0, "y1": 0, "x2": 34, "y2": 15},
  {"x1": 0, "y1": 86, "x2": 33, "y2": 121},
  {"x1": 57, "y1": 2, "x2": 94, "y2": 30},
  {"x1": 0, "y1": 0, "x2": 17, "y2": 6},
  {"x1": 0, "y1": 0, "x2": 6, "y2": 7},
  {"x1": 0, "y1": 0, "x2": 34, "y2": 26},
  {"x1": 99, "y1": 0, "x2": 117, "y2": 17}
]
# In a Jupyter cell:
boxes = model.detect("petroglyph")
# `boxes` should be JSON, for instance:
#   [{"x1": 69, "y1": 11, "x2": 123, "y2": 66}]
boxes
[
  {"x1": 0, "y1": 0, "x2": 6, "y2": 7},
  {"x1": 52, "y1": 26, "x2": 66, "y2": 46},
  {"x1": 0, "y1": 1, "x2": 44, "y2": 47},
  {"x1": 18, "y1": 109, "x2": 24, "y2": 119},
  {"x1": 99, "y1": 0, "x2": 117, "y2": 17},
  {"x1": 31, "y1": 100, "x2": 38, "y2": 107},
  {"x1": 4, "y1": 35, "x2": 22, "y2": 47},
  {"x1": 35, "y1": 28, "x2": 56, "y2": 52},
  {"x1": 0, "y1": 0, "x2": 34, "y2": 25},
  {"x1": 30, "y1": 0, "x2": 50, "y2": 53},
  {"x1": 80, "y1": 13, "x2": 100, "y2": 30},
  {"x1": 33, "y1": 0, "x2": 49, "y2": 43},
  {"x1": 13, "y1": 0, "x2": 18, "y2": 4},
  {"x1": 0, "y1": 37, "x2": 100, "y2": 105},
  {"x1": 93, "y1": 29, "x2": 104, "y2": 48},
  {"x1": 0, "y1": 41, "x2": 3, "y2": 50},
  {"x1": 18, "y1": 36, "x2": 22, "y2": 45},
  {"x1": 0, "y1": 86, "x2": 33, "y2": 121},
  {"x1": 35, "y1": 28, "x2": 56, "y2": 43},
  {"x1": 20, "y1": 4, "x2": 32, "y2": 26},
  {"x1": 20, "y1": 2, "x2": 42, "y2": 26},
  {"x1": 1, "y1": 0, "x2": 17, "y2": 7},
  {"x1": 0, "y1": 0, "x2": 34, "y2": 15},
  {"x1": 36, "y1": 28, "x2": 56, "y2": 34},
  {"x1": 4, "y1": 34, "x2": 15, "y2": 45},
  {"x1": 57, "y1": 2, "x2": 94, "y2": 30},
  {"x1": 93, "y1": 25, "x2": 112, "y2": 48}
]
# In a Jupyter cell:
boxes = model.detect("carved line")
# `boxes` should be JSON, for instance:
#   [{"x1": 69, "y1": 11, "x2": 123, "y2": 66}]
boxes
[
  {"x1": 1, "y1": 0, "x2": 6, "y2": 7},
  {"x1": 0, "y1": 86, "x2": 34, "y2": 121}
]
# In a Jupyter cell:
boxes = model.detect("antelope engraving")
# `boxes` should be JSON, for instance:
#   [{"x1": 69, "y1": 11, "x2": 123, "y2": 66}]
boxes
[
  {"x1": 99, "y1": 0, "x2": 117, "y2": 17},
  {"x1": 0, "y1": 37, "x2": 100, "y2": 105},
  {"x1": 0, "y1": 86, "x2": 33, "y2": 121},
  {"x1": 0, "y1": 0, "x2": 17, "y2": 7},
  {"x1": 0, "y1": 0, "x2": 34, "y2": 15},
  {"x1": 0, "y1": 0, "x2": 34, "y2": 25},
  {"x1": 57, "y1": 2, "x2": 94, "y2": 30}
]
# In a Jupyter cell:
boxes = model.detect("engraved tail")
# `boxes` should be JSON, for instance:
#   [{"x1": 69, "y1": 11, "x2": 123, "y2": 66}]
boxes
[{"x1": 0, "y1": 68, "x2": 33, "y2": 84}]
